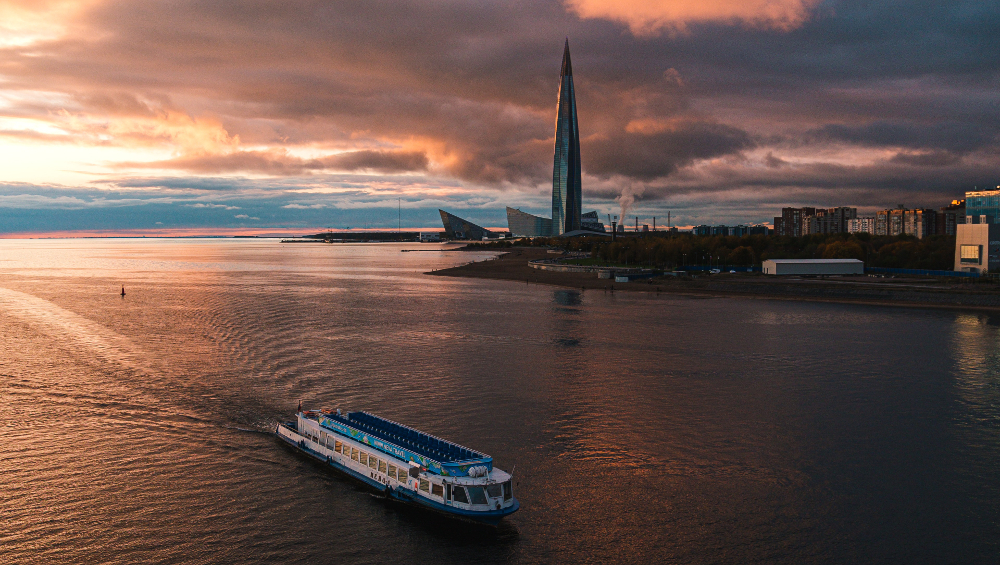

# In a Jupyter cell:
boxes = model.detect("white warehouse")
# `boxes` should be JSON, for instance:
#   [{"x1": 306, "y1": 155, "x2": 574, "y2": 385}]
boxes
[{"x1": 762, "y1": 258, "x2": 864, "y2": 275}]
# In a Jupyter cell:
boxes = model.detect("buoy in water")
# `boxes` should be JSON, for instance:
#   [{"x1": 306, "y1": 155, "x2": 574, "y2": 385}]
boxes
[{"x1": 120, "y1": 285, "x2": 126, "y2": 297}]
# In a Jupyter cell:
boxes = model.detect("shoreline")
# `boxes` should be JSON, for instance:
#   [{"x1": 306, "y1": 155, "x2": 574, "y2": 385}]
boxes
[{"x1": 428, "y1": 248, "x2": 1000, "y2": 313}]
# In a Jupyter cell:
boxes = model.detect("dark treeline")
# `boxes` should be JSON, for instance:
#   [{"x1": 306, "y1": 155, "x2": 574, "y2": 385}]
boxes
[{"x1": 468, "y1": 233, "x2": 956, "y2": 270}]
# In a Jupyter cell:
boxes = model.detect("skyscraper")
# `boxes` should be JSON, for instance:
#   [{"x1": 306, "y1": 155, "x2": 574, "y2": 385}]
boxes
[{"x1": 551, "y1": 39, "x2": 582, "y2": 235}]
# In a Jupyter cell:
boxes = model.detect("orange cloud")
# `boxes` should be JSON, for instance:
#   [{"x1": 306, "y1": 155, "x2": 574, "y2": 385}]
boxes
[
  {"x1": 0, "y1": 0, "x2": 102, "y2": 47},
  {"x1": 564, "y1": 0, "x2": 821, "y2": 34},
  {"x1": 104, "y1": 111, "x2": 239, "y2": 155}
]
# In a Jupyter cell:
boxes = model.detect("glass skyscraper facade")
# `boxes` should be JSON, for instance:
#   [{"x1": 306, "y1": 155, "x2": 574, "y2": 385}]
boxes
[
  {"x1": 506, "y1": 207, "x2": 553, "y2": 237},
  {"x1": 966, "y1": 189, "x2": 1000, "y2": 223},
  {"x1": 551, "y1": 40, "x2": 582, "y2": 235}
]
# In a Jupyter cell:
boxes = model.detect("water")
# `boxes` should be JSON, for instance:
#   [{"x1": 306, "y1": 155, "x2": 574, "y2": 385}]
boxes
[{"x1": 0, "y1": 239, "x2": 997, "y2": 564}]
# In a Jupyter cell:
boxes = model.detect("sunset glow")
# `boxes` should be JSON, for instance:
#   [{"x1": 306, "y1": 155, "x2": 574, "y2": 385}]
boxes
[{"x1": 0, "y1": 0, "x2": 996, "y2": 234}]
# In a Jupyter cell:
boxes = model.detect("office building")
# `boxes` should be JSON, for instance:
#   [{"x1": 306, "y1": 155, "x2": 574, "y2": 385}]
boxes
[
  {"x1": 938, "y1": 200, "x2": 965, "y2": 236},
  {"x1": 955, "y1": 189, "x2": 1000, "y2": 273},
  {"x1": 955, "y1": 221, "x2": 1000, "y2": 273},
  {"x1": 506, "y1": 207, "x2": 553, "y2": 237},
  {"x1": 551, "y1": 40, "x2": 582, "y2": 235},
  {"x1": 438, "y1": 210, "x2": 498, "y2": 240},
  {"x1": 580, "y1": 211, "x2": 606, "y2": 233},
  {"x1": 965, "y1": 188, "x2": 1000, "y2": 223},
  {"x1": 505, "y1": 41, "x2": 599, "y2": 237}
]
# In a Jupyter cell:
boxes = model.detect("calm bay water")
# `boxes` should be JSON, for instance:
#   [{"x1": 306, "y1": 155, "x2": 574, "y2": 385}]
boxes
[{"x1": 0, "y1": 239, "x2": 997, "y2": 564}]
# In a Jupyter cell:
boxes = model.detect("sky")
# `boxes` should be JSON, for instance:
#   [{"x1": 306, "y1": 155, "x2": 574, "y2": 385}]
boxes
[{"x1": 0, "y1": 0, "x2": 997, "y2": 235}]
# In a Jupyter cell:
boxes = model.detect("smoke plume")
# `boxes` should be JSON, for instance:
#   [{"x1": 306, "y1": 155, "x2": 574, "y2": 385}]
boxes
[{"x1": 616, "y1": 184, "x2": 644, "y2": 227}]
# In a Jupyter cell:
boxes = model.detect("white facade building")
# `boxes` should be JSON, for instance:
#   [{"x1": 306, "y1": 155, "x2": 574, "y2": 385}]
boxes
[
  {"x1": 762, "y1": 259, "x2": 864, "y2": 275},
  {"x1": 954, "y1": 223, "x2": 1000, "y2": 274}
]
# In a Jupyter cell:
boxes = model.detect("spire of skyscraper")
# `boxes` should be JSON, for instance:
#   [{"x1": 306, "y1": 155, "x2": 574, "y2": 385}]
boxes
[
  {"x1": 551, "y1": 39, "x2": 582, "y2": 235},
  {"x1": 561, "y1": 38, "x2": 572, "y2": 77}
]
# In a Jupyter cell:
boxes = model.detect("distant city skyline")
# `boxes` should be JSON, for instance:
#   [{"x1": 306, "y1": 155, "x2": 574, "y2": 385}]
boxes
[{"x1": 0, "y1": 2, "x2": 997, "y2": 235}]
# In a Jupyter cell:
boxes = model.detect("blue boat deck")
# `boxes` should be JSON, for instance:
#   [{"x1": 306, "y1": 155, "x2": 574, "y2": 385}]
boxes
[{"x1": 322, "y1": 411, "x2": 487, "y2": 464}]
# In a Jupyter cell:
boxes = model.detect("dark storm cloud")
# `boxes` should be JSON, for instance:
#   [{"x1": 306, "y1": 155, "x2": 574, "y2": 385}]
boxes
[
  {"x1": 888, "y1": 150, "x2": 963, "y2": 168},
  {"x1": 811, "y1": 122, "x2": 998, "y2": 154},
  {"x1": 584, "y1": 122, "x2": 755, "y2": 180},
  {"x1": 638, "y1": 154, "x2": 1000, "y2": 207}
]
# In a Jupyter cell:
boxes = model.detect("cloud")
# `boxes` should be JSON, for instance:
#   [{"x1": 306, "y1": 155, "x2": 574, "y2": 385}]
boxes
[
  {"x1": 182, "y1": 203, "x2": 240, "y2": 210},
  {"x1": 121, "y1": 149, "x2": 429, "y2": 175},
  {"x1": 111, "y1": 177, "x2": 251, "y2": 191},
  {"x1": 764, "y1": 152, "x2": 788, "y2": 168},
  {"x1": 888, "y1": 150, "x2": 962, "y2": 168},
  {"x1": 564, "y1": 0, "x2": 821, "y2": 35},
  {"x1": 321, "y1": 149, "x2": 428, "y2": 173},
  {"x1": 810, "y1": 121, "x2": 998, "y2": 154},
  {"x1": 233, "y1": 214, "x2": 259, "y2": 220},
  {"x1": 0, "y1": 0, "x2": 998, "y2": 232},
  {"x1": 584, "y1": 120, "x2": 755, "y2": 180}
]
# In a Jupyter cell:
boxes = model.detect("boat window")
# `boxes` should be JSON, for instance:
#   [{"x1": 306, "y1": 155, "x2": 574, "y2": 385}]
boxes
[
  {"x1": 452, "y1": 486, "x2": 469, "y2": 504},
  {"x1": 378, "y1": 460, "x2": 387, "y2": 474},
  {"x1": 503, "y1": 481, "x2": 512, "y2": 501},
  {"x1": 368, "y1": 457, "x2": 377, "y2": 470},
  {"x1": 419, "y1": 479, "x2": 430, "y2": 492},
  {"x1": 359, "y1": 452, "x2": 367, "y2": 465},
  {"x1": 467, "y1": 486, "x2": 488, "y2": 505},
  {"x1": 351, "y1": 448, "x2": 359, "y2": 462},
  {"x1": 486, "y1": 484, "x2": 502, "y2": 498},
  {"x1": 445, "y1": 484, "x2": 452, "y2": 501},
  {"x1": 335, "y1": 441, "x2": 342, "y2": 453},
  {"x1": 388, "y1": 464, "x2": 397, "y2": 479},
  {"x1": 431, "y1": 483, "x2": 443, "y2": 497}
]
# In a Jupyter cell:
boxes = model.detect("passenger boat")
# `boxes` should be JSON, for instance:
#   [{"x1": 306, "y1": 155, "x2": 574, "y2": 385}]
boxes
[{"x1": 275, "y1": 407, "x2": 520, "y2": 525}]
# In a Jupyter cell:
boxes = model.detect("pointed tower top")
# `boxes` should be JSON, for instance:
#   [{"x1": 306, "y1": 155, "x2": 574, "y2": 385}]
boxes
[{"x1": 561, "y1": 38, "x2": 572, "y2": 77}]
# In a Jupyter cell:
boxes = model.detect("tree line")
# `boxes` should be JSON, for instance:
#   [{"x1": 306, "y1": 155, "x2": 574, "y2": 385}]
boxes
[{"x1": 469, "y1": 233, "x2": 956, "y2": 270}]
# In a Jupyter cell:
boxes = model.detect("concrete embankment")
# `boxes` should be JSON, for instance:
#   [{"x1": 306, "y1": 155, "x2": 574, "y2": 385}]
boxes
[{"x1": 428, "y1": 247, "x2": 1000, "y2": 312}]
